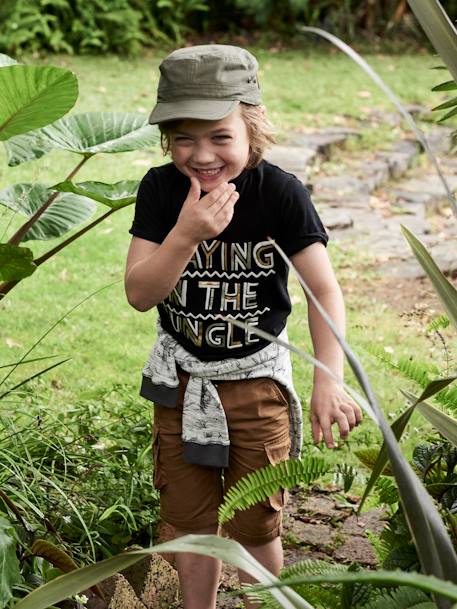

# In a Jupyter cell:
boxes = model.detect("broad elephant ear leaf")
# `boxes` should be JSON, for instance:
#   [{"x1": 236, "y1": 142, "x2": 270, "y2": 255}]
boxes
[
  {"x1": 52, "y1": 180, "x2": 139, "y2": 209},
  {"x1": 0, "y1": 515, "x2": 22, "y2": 607},
  {"x1": 0, "y1": 63, "x2": 78, "y2": 140},
  {"x1": 4, "y1": 112, "x2": 158, "y2": 166},
  {"x1": 0, "y1": 184, "x2": 96, "y2": 241},
  {"x1": 0, "y1": 54, "x2": 19, "y2": 67},
  {"x1": 0, "y1": 244, "x2": 36, "y2": 281}
]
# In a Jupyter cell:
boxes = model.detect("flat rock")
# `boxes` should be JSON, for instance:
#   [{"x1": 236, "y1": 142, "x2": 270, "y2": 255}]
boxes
[
  {"x1": 265, "y1": 145, "x2": 317, "y2": 172},
  {"x1": 333, "y1": 535, "x2": 378, "y2": 566},
  {"x1": 287, "y1": 519, "x2": 336, "y2": 548},
  {"x1": 358, "y1": 159, "x2": 391, "y2": 191},
  {"x1": 314, "y1": 175, "x2": 370, "y2": 198},
  {"x1": 320, "y1": 209, "x2": 354, "y2": 230},
  {"x1": 341, "y1": 509, "x2": 386, "y2": 536},
  {"x1": 286, "y1": 128, "x2": 359, "y2": 159}
]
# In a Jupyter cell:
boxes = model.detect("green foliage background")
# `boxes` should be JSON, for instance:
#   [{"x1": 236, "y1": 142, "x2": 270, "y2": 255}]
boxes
[{"x1": 3, "y1": 0, "x2": 457, "y2": 56}]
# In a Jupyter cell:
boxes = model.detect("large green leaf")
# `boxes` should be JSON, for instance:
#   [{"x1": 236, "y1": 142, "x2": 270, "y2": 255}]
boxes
[
  {"x1": 52, "y1": 180, "x2": 139, "y2": 209},
  {"x1": 408, "y1": 1, "x2": 457, "y2": 86},
  {"x1": 4, "y1": 112, "x2": 158, "y2": 166},
  {"x1": 0, "y1": 184, "x2": 96, "y2": 241},
  {"x1": 0, "y1": 243, "x2": 36, "y2": 281},
  {"x1": 0, "y1": 54, "x2": 18, "y2": 67},
  {"x1": 402, "y1": 226, "x2": 457, "y2": 330},
  {"x1": 0, "y1": 64, "x2": 78, "y2": 141},
  {"x1": 13, "y1": 535, "x2": 313, "y2": 609},
  {"x1": 0, "y1": 515, "x2": 22, "y2": 607}
]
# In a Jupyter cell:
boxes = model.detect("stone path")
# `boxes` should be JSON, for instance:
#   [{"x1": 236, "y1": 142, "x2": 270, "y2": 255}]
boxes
[{"x1": 266, "y1": 110, "x2": 456, "y2": 280}]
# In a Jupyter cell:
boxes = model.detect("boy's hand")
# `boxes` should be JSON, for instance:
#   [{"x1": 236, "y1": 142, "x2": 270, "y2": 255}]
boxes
[
  {"x1": 310, "y1": 380, "x2": 362, "y2": 449},
  {"x1": 175, "y1": 177, "x2": 239, "y2": 246}
]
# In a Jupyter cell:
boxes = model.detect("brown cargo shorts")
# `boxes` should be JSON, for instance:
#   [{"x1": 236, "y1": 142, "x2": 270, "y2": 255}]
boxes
[{"x1": 153, "y1": 370, "x2": 291, "y2": 546}]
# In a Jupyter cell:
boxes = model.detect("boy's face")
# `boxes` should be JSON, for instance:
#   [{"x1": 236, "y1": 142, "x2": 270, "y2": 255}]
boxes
[{"x1": 169, "y1": 105, "x2": 250, "y2": 192}]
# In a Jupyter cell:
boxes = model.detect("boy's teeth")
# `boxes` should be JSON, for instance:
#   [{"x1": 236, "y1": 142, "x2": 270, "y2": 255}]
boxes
[{"x1": 197, "y1": 168, "x2": 221, "y2": 176}]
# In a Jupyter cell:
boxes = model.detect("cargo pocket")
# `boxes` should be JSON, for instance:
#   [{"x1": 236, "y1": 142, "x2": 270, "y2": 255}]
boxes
[
  {"x1": 264, "y1": 378, "x2": 289, "y2": 408},
  {"x1": 152, "y1": 425, "x2": 167, "y2": 491},
  {"x1": 264, "y1": 434, "x2": 291, "y2": 511}
]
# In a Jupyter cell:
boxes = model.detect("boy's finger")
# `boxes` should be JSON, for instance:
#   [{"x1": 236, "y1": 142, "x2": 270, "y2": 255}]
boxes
[
  {"x1": 335, "y1": 413, "x2": 350, "y2": 439},
  {"x1": 215, "y1": 191, "x2": 239, "y2": 216},
  {"x1": 187, "y1": 177, "x2": 201, "y2": 202},
  {"x1": 310, "y1": 417, "x2": 322, "y2": 444},
  {"x1": 205, "y1": 182, "x2": 235, "y2": 207},
  {"x1": 320, "y1": 418, "x2": 336, "y2": 449}
]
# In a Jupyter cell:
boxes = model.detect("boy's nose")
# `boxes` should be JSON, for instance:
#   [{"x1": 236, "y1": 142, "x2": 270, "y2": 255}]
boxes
[{"x1": 192, "y1": 144, "x2": 216, "y2": 164}]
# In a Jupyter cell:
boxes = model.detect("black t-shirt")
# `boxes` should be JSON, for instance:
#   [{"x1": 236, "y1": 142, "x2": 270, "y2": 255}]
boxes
[{"x1": 129, "y1": 160, "x2": 328, "y2": 360}]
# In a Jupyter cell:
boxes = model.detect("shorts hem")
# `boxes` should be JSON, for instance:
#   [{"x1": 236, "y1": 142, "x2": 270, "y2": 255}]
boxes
[
  {"x1": 223, "y1": 520, "x2": 283, "y2": 546},
  {"x1": 161, "y1": 511, "x2": 219, "y2": 532}
]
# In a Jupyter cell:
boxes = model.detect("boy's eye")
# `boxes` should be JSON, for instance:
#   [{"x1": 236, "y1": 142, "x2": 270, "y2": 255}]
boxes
[{"x1": 213, "y1": 135, "x2": 231, "y2": 142}]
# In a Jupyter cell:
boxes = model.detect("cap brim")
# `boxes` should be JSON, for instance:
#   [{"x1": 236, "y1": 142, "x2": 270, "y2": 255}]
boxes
[{"x1": 148, "y1": 99, "x2": 240, "y2": 124}]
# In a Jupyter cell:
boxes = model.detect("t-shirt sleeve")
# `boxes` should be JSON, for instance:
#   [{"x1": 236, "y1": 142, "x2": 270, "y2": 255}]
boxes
[
  {"x1": 129, "y1": 169, "x2": 170, "y2": 243},
  {"x1": 276, "y1": 175, "x2": 328, "y2": 257}
]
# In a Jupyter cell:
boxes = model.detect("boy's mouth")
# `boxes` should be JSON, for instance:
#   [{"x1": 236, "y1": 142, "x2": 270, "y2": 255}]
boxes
[{"x1": 192, "y1": 167, "x2": 224, "y2": 179}]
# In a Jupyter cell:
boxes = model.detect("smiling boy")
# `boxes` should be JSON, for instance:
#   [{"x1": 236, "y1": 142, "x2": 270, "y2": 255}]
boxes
[{"x1": 125, "y1": 45, "x2": 361, "y2": 609}]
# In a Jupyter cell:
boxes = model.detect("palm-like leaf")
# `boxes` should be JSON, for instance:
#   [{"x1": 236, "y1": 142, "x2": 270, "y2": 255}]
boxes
[
  {"x1": 52, "y1": 180, "x2": 139, "y2": 209},
  {"x1": 408, "y1": 1, "x2": 457, "y2": 86},
  {"x1": 218, "y1": 456, "x2": 328, "y2": 524},
  {"x1": 0, "y1": 183, "x2": 96, "y2": 241},
  {"x1": 402, "y1": 226, "x2": 457, "y2": 330},
  {"x1": 0, "y1": 244, "x2": 36, "y2": 281},
  {"x1": 0, "y1": 62, "x2": 78, "y2": 140},
  {"x1": 13, "y1": 535, "x2": 314, "y2": 609},
  {"x1": 4, "y1": 112, "x2": 158, "y2": 166}
]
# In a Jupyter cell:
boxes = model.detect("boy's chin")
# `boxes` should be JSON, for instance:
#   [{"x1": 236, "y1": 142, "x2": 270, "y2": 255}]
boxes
[{"x1": 196, "y1": 176, "x2": 226, "y2": 192}]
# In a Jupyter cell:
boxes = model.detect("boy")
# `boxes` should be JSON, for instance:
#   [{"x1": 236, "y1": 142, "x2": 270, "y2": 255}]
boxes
[{"x1": 125, "y1": 45, "x2": 361, "y2": 609}]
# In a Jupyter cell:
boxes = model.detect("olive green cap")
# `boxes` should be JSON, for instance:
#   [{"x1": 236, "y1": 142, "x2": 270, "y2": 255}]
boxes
[{"x1": 149, "y1": 44, "x2": 261, "y2": 124}]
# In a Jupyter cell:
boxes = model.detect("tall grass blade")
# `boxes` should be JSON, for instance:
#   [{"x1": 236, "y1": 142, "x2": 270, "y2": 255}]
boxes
[
  {"x1": 408, "y1": 0, "x2": 457, "y2": 86},
  {"x1": 0, "y1": 280, "x2": 120, "y2": 387},
  {"x1": 358, "y1": 376, "x2": 456, "y2": 511},
  {"x1": 297, "y1": 25, "x2": 457, "y2": 216},
  {"x1": 0, "y1": 355, "x2": 61, "y2": 370},
  {"x1": 0, "y1": 358, "x2": 70, "y2": 400},
  {"x1": 13, "y1": 535, "x2": 314, "y2": 609},
  {"x1": 403, "y1": 389, "x2": 457, "y2": 447},
  {"x1": 401, "y1": 226, "x2": 457, "y2": 329}
]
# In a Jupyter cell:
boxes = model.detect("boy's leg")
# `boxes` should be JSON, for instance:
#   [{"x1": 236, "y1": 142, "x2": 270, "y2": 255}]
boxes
[
  {"x1": 174, "y1": 526, "x2": 221, "y2": 609},
  {"x1": 153, "y1": 370, "x2": 224, "y2": 609},
  {"x1": 239, "y1": 537, "x2": 283, "y2": 609},
  {"x1": 216, "y1": 377, "x2": 291, "y2": 605}
]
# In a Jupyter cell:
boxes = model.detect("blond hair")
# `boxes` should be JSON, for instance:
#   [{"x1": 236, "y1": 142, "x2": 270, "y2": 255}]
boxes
[{"x1": 159, "y1": 103, "x2": 276, "y2": 169}]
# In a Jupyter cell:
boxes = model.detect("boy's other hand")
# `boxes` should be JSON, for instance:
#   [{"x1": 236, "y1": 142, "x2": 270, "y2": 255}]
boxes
[
  {"x1": 310, "y1": 380, "x2": 362, "y2": 449},
  {"x1": 175, "y1": 177, "x2": 239, "y2": 246}
]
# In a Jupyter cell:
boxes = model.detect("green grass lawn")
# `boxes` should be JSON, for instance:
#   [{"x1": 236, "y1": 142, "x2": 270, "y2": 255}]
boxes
[{"x1": 0, "y1": 48, "x2": 452, "y2": 472}]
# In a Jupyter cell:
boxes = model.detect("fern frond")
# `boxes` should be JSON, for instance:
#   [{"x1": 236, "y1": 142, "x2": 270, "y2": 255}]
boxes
[
  {"x1": 363, "y1": 585, "x2": 433, "y2": 609},
  {"x1": 375, "y1": 476, "x2": 399, "y2": 505},
  {"x1": 218, "y1": 456, "x2": 328, "y2": 524},
  {"x1": 366, "y1": 345, "x2": 439, "y2": 388},
  {"x1": 281, "y1": 558, "x2": 348, "y2": 579},
  {"x1": 426, "y1": 313, "x2": 450, "y2": 333},
  {"x1": 365, "y1": 530, "x2": 391, "y2": 564}
]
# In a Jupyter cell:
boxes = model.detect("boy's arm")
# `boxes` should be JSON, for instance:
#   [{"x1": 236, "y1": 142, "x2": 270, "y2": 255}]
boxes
[
  {"x1": 290, "y1": 242, "x2": 362, "y2": 448},
  {"x1": 125, "y1": 178, "x2": 239, "y2": 311}
]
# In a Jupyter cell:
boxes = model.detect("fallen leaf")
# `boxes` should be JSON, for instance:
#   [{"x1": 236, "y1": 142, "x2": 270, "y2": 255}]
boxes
[
  {"x1": 6, "y1": 337, "x2": 21, "y2": 348},
  {"x1": 357, "y1": 90, "x2": 371, "y2": 98}
]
